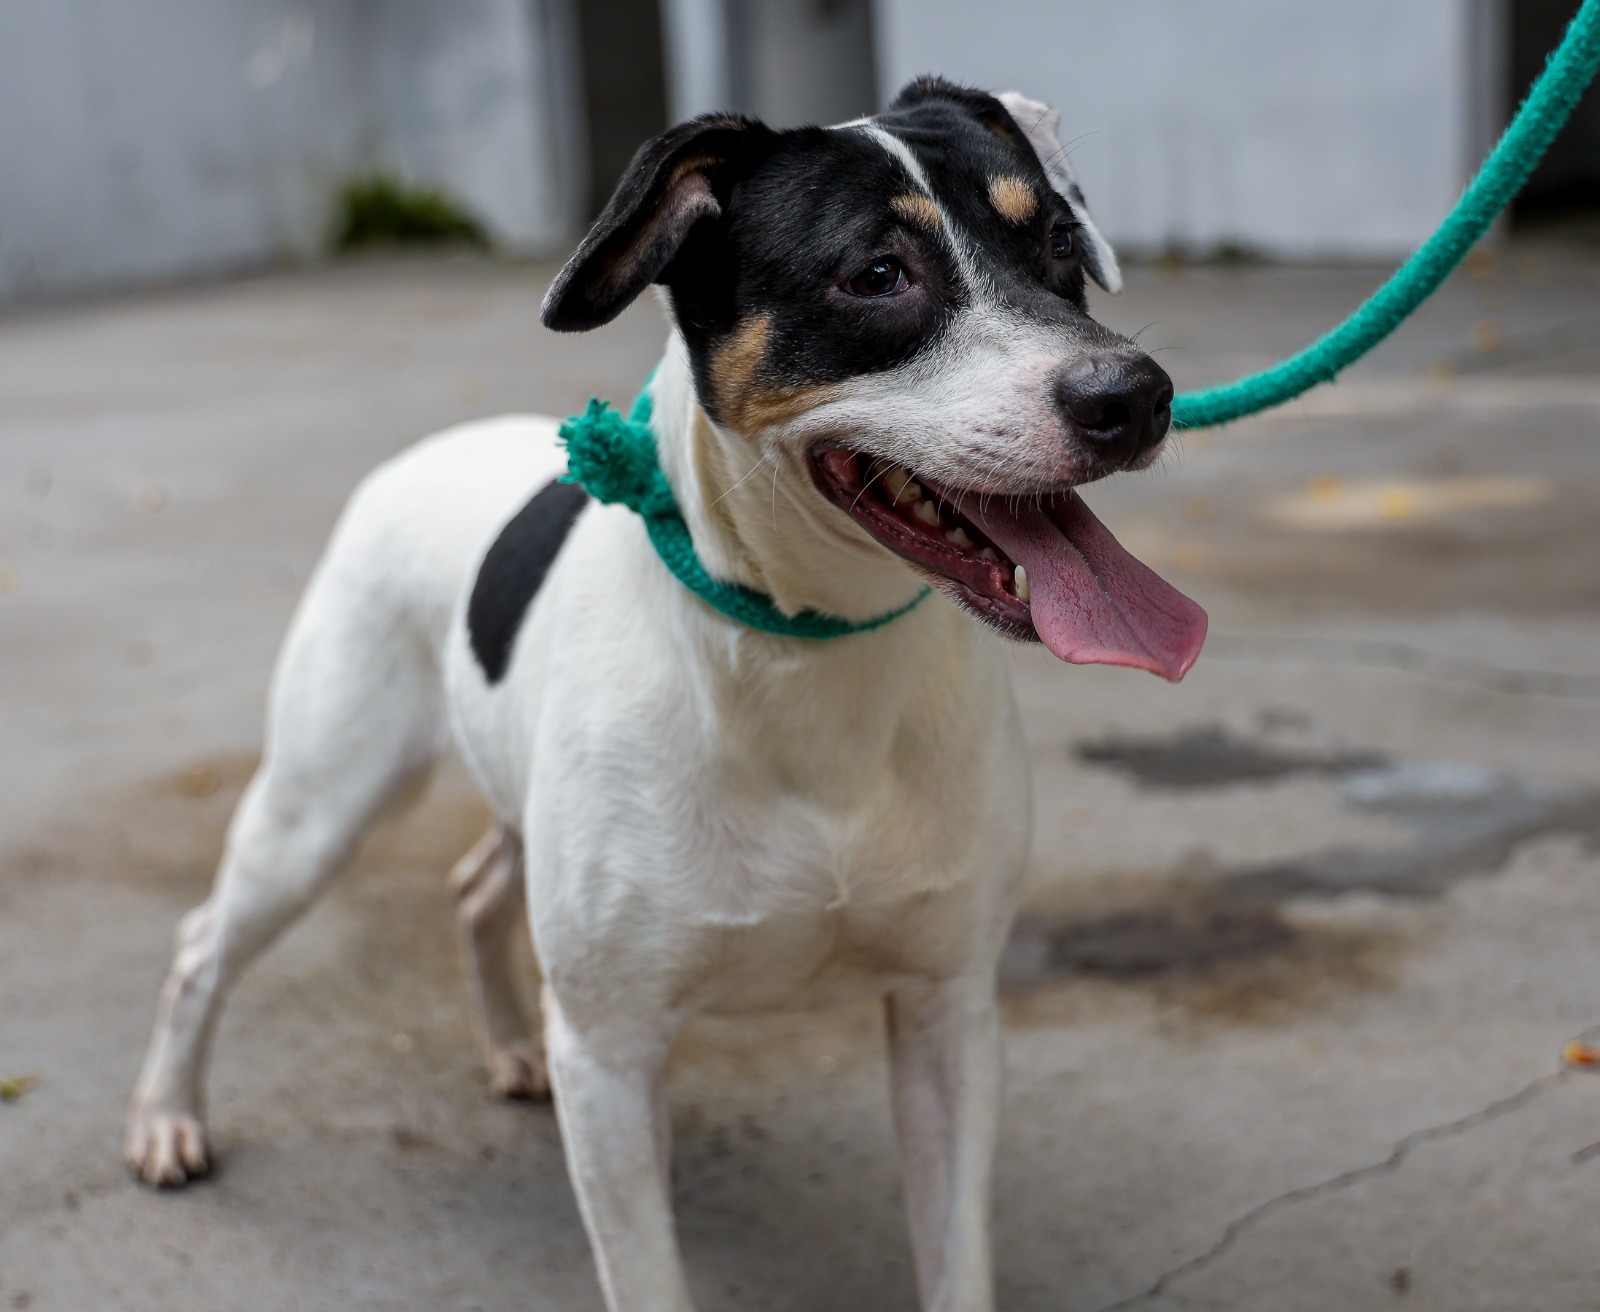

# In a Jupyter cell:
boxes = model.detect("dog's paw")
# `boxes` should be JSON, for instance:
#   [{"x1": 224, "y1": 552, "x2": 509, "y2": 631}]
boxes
[
  {"x1": 487, "y1": 1041, "x2": 550, "y2": 1101},
  {"x1": 125, "y1": 1108, "x2": 211, "y2": 1187}
]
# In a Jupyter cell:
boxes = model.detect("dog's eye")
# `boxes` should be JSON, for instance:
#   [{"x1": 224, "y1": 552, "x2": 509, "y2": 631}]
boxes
[
  {"x1": 1049, "y1": 221, "x2": 1076, "y2": 260},
  {"x1": 845, "y1": 258, "x2": 908, "y2": 298}
]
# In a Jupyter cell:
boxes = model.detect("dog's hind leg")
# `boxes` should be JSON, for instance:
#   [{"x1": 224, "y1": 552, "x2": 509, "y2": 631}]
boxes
[
  {"x1": 448, "y1": 825, "x2": 548, "y2": 1100},
  {"x1": 126, "y1": 567, "x2": 447, "y2": 1187}
]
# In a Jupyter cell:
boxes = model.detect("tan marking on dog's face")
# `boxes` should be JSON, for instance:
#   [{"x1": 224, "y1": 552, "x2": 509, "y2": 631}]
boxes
[
  {"x1": 711, "y1": 315, "x2": 847, "y2": 433},
  {"x1": 711, "y1": 312, "x2": 773, "y2": 416},
  {"x1": 890, "y1": 193, "x2": 942, "y2": 231},
  {"x1": 730, "y1": 382, "x2": 847, "y2": 434},
  {"x1": 988, "y1": 176, "x2": 1038, "y2": 224}
]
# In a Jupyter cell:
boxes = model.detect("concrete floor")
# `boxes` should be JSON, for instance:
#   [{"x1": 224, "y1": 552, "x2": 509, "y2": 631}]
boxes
[{"x1": 3, "y1": 243, "x2": 1600, "y2": 1311}]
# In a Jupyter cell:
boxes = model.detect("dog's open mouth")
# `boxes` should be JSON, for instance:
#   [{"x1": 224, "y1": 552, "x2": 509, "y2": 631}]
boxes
[{"x1": 810, "y1": 448, "x2": 1208, "y2": 681}]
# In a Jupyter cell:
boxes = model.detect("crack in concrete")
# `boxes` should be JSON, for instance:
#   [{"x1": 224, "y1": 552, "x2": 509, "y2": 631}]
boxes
[
  {"x1": 1207, "y1": 633, "x2": 1600, "y2": 699},
  {"x1": 1094, "y1": 1038, "x2": 1594, "y2": 1312}
]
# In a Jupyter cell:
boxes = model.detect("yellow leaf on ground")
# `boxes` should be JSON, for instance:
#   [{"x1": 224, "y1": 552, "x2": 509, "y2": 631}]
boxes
[{"x1": 0, "y1": 1074, "x2": 42, "y2": 1101}]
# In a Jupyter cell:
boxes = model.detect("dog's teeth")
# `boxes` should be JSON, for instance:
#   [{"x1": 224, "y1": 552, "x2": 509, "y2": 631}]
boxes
[
  {"x1": 978, "y1": 546, "x2": 999, "y2": 562},
  {"x1": 883, "y1": 466, "x2": 920, "y2": 504},
  {"x1": 914, "y1": 500, "x2": 942, "y2": 527},
  {"x1": 1013, "y1": 565, "x2": 1030, "y2": 602},
  {"x1": 946, "y1": 526, "x2": 975, "y2": 549}
]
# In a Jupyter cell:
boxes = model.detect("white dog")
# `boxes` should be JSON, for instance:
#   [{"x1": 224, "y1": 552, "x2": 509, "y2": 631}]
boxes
[{"x1": 127, "y1": 80, "x2": 1206, "y2": 1312}]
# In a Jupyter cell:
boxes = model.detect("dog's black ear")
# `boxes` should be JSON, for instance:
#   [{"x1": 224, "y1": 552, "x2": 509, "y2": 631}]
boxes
[
  {"x1": 542, "y1": 114, "x2": 772, "y2": 332},
  {"x1": 890, "y1": 77, "x2": 1029, "y2": 148}
]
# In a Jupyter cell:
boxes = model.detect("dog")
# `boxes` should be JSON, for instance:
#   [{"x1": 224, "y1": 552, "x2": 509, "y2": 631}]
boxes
[{"x1": 126, "y1": 78, "x2": 1206, "y2": 1311}]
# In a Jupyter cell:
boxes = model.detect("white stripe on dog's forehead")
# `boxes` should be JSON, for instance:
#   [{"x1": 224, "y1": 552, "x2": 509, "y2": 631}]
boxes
[
  {"x1": 854, "y1": 123, "x2": 934, "y2": 192},
  {"x1": 848, "y1": 122, "x2": 991, "y2": 300}
]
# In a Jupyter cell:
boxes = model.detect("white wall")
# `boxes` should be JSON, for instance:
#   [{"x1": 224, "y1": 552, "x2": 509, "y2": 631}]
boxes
[
  {"x1": 875, "y1": 0, "x2": 1491, "y2": 259},
  {"x1": 0, "y1": 0, "x2": 586, "y2": 301}
]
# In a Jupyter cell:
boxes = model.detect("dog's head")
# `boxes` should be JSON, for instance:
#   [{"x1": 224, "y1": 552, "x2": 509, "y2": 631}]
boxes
[{"x1": 543, "y1": 78, "x2": 1205, "y2": 680}]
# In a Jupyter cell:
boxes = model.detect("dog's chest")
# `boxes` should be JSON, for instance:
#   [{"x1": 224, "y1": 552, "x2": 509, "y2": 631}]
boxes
[
  {"x1": 448, "y1": 543, "x2": 1030, "y2": 1011},
  {"x1": 677, "y1": 772, "x2": 1012, "y2": 1011},
  {"x1": 529, "y1": 634, "x2": 1027, "y2": 1012}
]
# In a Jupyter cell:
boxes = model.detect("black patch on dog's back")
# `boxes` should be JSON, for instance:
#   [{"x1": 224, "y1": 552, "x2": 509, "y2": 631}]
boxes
[{"x1": 468, "y1": 478, "x2": 588, "y2": 684}]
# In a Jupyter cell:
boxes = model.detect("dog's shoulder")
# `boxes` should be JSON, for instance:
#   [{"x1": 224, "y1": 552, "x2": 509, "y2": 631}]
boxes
[
  {"x1": 467, "y1": 474, "x2": 589, "y2": 684},
  {"x1": 311, "y1": 414, "x2": 579, "y2": 645}
]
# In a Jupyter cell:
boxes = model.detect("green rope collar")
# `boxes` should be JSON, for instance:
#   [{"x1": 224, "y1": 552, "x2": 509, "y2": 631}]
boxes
[
  {"x1": 559, "y1": 385, "x2": 930, "y2": 639},
  {"x1": 1171, "y1": 0, "x2": 1600, "y2": 429}
]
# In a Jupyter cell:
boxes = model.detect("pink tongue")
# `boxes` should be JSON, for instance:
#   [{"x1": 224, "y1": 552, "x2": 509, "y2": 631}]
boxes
[{"x1": 965, "y1": 491, "x2": 1208, "y2": 681}]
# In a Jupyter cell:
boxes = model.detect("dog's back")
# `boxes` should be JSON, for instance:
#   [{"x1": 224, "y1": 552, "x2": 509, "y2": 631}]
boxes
[{"x1": 308, "y1": 414, "x2": 573, "y2": 669}]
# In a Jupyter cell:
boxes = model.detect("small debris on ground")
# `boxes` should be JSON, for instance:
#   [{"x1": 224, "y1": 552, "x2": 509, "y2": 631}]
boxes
[
  {"x1": 1561, "y1": 1039, "x2": 1600, "y2": 1070},
  {"x1": 0, "y1": 1073, "x2": 42, "y2": 1101}
]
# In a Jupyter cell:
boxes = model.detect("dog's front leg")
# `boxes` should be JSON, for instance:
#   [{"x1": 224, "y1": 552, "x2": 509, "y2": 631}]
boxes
[
  {"x1": 886, "y1": 976, "x2": 1003, "y2": 1312},
  {"x1": 544, "y1": 991, "x2": 695, "y2": 1312}
]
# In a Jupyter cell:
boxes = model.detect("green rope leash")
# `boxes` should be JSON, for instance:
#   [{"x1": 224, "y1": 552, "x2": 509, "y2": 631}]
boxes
[
  {"x1": 559, "y1": 385, "x2": 930, "y2": 639},
  {"x1": 1172, "y1": 0, "x2": 1600, "y2": 430}
]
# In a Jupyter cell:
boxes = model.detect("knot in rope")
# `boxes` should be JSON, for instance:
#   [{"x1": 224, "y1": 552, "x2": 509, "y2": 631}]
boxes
[{"x1": 559, "y1": 398, "x2": 677, "y2": 518}]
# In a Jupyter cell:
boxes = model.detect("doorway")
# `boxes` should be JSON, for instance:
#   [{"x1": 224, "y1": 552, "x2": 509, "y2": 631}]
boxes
[
  {"x1": 1510, "y1": 0, "x2": 1600, "y2": 226},
  {"x1": 577, "y1": 0, "x2": 671, "y2": 217}
]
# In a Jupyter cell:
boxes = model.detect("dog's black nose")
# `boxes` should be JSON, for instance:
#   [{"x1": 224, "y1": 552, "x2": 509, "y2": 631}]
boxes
[{"x1": 1054, "y1": 355, "x2": 1174, "y2": 464}]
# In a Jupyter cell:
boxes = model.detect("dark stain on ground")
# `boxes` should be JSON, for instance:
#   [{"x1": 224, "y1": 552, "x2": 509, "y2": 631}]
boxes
[
  {"x1": 9, "y1": 750, "x2": 526, "y2": 1103},
  {"x1": 22, "y1": 735, "x2": 1593, "y2": 1067},
  {"x1": 1021, "y1": 729, "x2": 1600, "y2": 1020},
  {"x1": 1077, "y1": 726, "x2": 1600, "y2": 900},
  {"x1": 1002, "y1": 905, "x2": 1293, "y2": 978},
  {"x1": 1000, "y1": 899, "x2": 1404, "y2": 1027},
  {"x1": 1225, "y1": 763, "x2": 1600, "y2": 902},
  {"x1": 1075, "y1": 724, "x2": 1386, "y2": 790}
]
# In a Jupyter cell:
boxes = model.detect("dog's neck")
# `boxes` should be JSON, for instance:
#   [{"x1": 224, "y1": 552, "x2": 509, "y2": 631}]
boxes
[{"x1": 652, "y1": 334, "x2": 930, "y2": 624}]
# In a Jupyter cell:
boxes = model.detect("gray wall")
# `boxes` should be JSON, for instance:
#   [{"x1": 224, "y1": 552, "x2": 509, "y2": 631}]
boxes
[
  {"x1": 727, "y1": 0, "x2": 877, "y2": 128},
  {"x1": 661, "y1": 0, "x2": 877, "y2": 128},
  {"x1": 874, "y1": 0, "x2": 1501, "y2": 260},
  {"x1": 0, "y1": 0, "x2": 586, "y2": 301},
  {"x1": 3, "y1": 0, "x2": 1536, "y2": 298}
]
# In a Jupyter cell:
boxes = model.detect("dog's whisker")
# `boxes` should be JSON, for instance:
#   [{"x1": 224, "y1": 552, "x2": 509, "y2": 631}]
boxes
[
  {"x1": 711, "y1": 454, "x2": 774, "y2": 508},
  {"x1": 849, "y1": 458, "x2": 896, "y2": 515}
]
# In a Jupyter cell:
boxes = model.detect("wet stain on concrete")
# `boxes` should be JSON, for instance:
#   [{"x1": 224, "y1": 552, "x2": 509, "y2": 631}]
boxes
[
  {"x1": 1077, "y1": 727, "x2": 1600, "y2": 901},
  {"x1": 24, "y1": 733, "x2": 1595, "y2": 1058},
  {"x1": 1075, "y1": 724, "x2": 1385, "y2": 790},
  {"x1": 1019, "y1": 728, "x2": 1600, "y2": 1019},
  {"x1": 1225, "y1": 761, "x2": 1600, "y2": 902},
  {"x1": 1002, "y1": 905, "x2": 1294, "y2": 980},
  {"x1": 1000, "y1": 900, "x2": 1405, "y2": 1027}
]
